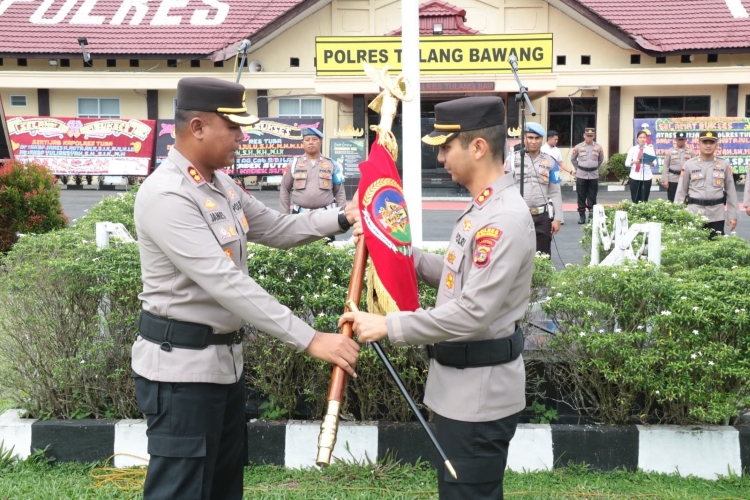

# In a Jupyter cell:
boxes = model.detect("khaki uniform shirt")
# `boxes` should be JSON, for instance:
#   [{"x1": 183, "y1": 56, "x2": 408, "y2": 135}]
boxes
[
  {"x1": 571, "y1": 141, "x2": 604, "y2": 180},
  {"x1": 506, "y1": 150, "x2": 563, "y2": 222},
  {"x1": 385, "y1": 174, "x2": 536, "y2": 422},
  {"x1": 663, "y1": 146, "x2": 695, "y2": 183},
  {"x1": 133, "y1": 148, "x2": 341, "y2": 384},
  {"x1": 279, "y1": 155, "x2": 346, "y2": 213},
  {"x1": 674, "y1": 157, "x2": 739, "y2": 223}
]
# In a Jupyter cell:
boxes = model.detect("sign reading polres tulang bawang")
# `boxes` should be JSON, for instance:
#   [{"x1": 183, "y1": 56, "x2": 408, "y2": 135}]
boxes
[
  {"x1": 7, "y1": 116, "x2": 155, "y2": 176},
  {"x1": 316, "y1": 34, "x2": 553, "y2": 76}
]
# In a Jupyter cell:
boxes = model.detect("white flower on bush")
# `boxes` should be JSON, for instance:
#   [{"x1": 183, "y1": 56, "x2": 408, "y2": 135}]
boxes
[
  {"x1": 676, "y1": 278, "x2": 683, "y2": 282},
  {"x1": 655, "y1": 390, "x2": 660, "y2": 395},
  {"x1": 579, "y1": 332, "x2": 586, "y2": 337},
  {"x1": 660, "y1": 310, "x2": 672, "y2": 316},
  {"x1": 598, "y1": 329, "x2": 604, "y2": 333},
  {"x1": 314, "y1": 294, "x2": 319, "y2": 299},
  {"x1": 611, "y1": 273, "x2": 617, "y2": 278},
  {"x1": 286, "y1": 278, "x2": 291, "y2": 283},
  {"x1": 736, "y1": 309, "x2": 741, "y2": 314},
  {"x1": 692, "y1": 306, "x2": 699, "y2": 311},
  {"x1": 578, "y1": 291, "x2": 583, "y2": 295},
  {"x1": 323, "y1": 275, "x2": 330, "y2": 279},
  {"x1": 556, "y1": 292, "x2": 563, "y2": 297},
  {"x1": 615, "y1": 328, "x2": 622, "y2": 333},
  {"x1": 637, "y1": 325, "x2": 644, "y2": 330},
  {"x1": 680, "y1": 296, "x2": 687, "y2": 300},
  {"x1": 318, "y1": 312, "x2": 324, "y2": 317},
  {"x1": 693, "y1": 330, "x2": 699, "y2": 335},
  {"x1": 708, "y1": 361, "x2": 714, "y2": 366},
  {"x1": 587, "y1": 311, "x2": 593, "y2": 316},
  {"x1": 732, "y1": 266, "x2": 738, "y2": 269},
  {"x1": 691, "y1": 353, "x2": 697, "y2": 359},
  {"x1": 306, "y1": 273, "x2": 312, "y2": 278}
]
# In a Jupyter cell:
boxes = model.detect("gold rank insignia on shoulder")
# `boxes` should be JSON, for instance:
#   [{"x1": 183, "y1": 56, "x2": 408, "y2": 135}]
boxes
[
  {"x1": 187, "y1": 166, "x2": 203, "y2": 183},
  {"x1": 204, "y1": 199, "x2": 217, "y2": 209},
  {"x1": 445, "y1": 272, "x2": 455, "y2": 289},
  {"x1": 475, "y1": 187, "x2": 493, "y2": 205},
  {"x1": 446, "y1": 250, "x2": 456, "y2": 264}
]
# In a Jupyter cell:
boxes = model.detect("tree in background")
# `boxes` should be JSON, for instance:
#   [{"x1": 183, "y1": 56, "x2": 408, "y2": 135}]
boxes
[{"x1": 0, "y1": 160, "x2": 68, "y2": 252}]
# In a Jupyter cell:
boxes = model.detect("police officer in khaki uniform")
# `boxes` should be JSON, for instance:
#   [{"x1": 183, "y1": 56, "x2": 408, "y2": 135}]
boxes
[
  {"x1": 279, "y1": 127, "x2": 346, "y2": 214},
  {"x1": 133, "y1": 77, "x2": 360, "y2": 500},
  {"x1": 674, "y1": 130, "x2": 739, "y2": 238},
  {"x1": 506, "y1": 122, "x2": 563, "y2": 255},
  {"x1": 571, "y1": 127, "x2": 604, "y2": 224},
  {"x1": 662, "y1": 131, "x2": 694, "y2": 202},
  {"x1": 341, "y1": 96, "x2": 536, "y2": 500}
]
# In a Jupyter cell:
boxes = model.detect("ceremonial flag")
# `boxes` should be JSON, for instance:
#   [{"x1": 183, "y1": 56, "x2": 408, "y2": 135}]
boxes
[{"x1": 358, "y1": 138, "x2": 419, "y2": 313}]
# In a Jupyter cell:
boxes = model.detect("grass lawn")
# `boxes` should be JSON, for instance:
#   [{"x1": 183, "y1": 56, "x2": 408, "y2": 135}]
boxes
[{"x1": 0, "y1": 456, "x2": 747, "y2": 500}]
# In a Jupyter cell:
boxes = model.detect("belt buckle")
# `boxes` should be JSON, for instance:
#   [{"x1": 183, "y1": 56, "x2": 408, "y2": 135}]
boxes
[
  {"x1": 233, "y1": 327, "x2": 246, "y2": 345},
  {"x1": 530, "y1": 208, "x2": 539, "y2": 216}
]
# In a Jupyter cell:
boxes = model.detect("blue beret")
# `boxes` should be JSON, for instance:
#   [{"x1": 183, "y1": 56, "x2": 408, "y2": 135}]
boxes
[
  {"x1": 525, "y1": 122, "x2": 545, "y2": 137},
  {"x1": 301, "y1": 127, "x2": 323, "y2": 139}
]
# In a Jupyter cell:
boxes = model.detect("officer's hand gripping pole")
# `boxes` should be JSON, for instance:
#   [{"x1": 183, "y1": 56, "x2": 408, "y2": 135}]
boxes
[
  {"x1": 314, "y1": 238, "x2": 457, "y2": 480},
  {"x1": 345, "y1": 299, "x2": 457, "y2": 480}
]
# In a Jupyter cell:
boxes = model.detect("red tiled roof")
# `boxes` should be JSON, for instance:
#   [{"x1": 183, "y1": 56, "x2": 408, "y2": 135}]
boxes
[
  {"x1": 0, "y1": 0, "x2": 307, "y2": 57},
  {"x1": 386, "y1": 0, "x2": 480, "y2": 35},
  {"x1": 575, "y1": 0, "x2": 750, "y2": 52}
]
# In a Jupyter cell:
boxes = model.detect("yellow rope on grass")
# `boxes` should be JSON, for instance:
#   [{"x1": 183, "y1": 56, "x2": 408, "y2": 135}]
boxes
[{"x1": 90, "y1": 453, "x2": 148, "y2": 495}]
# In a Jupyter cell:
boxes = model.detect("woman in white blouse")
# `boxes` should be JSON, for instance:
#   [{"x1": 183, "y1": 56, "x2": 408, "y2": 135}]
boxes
[{"x1": 625, "y1": 130, "x2": 656, "y2": 203}]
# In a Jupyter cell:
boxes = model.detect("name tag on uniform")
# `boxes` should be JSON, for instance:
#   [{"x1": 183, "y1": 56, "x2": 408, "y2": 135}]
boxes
[{"x1": 293, "y1": 172, "x2": 307, "y2": 179}]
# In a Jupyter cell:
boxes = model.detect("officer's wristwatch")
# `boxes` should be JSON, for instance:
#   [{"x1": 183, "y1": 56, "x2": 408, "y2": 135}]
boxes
[{"x1": 338, "y1": 207, "x2": 352, "y2": 231}]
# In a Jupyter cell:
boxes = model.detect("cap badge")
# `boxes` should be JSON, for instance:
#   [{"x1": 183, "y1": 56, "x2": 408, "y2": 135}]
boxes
[
  {"x1": 706, "y1": 132, "x2": 714, "y2": 137},
  {"x1": 188, "y1": 166, "x2": 203, "y2": 183}
]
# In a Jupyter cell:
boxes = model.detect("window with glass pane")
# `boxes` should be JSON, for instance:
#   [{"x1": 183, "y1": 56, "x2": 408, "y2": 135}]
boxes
[
  {"x1": 547, "y1": 97, "x2": 597, "y2": 148},
  {"x1": 100, "y1": 98, "x2": 120, "y2": 118},
  {"x1": 278, "y1": 98, "x2": 323, "y2": 118},
  {"x1": 278, "y1": 99, "x2": 300, "y2": 117},
  {"x1": 77, "y1": 97, "x2": 120, "y2": 118},
  {"x1": 634, "y1": 96, "x2": 709, "y2": 118},
  {"x1": 9, "y1": 95, "x2": 26, "y2": 106},
  {"x1": 300, "y1": 99, "x2": 322, "y2": 117}
]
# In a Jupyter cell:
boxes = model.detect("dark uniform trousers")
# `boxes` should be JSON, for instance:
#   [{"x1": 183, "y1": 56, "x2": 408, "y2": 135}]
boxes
[
  {"x1": 576, "y1": 178, "x2": 598, "y2": 216},
  {"x1": 435, "y1": 411, "x2": 520, "y2": 500},
  {"x1": 705, "y1": 220, "x2": 724, "y2": 240},
  {"x1": 629, "y1": 180, "x2": 651, "y2": 204},
  {"x1": 532, "y1": 213, "x2": 552, "y2": 255},
  {"x1": 134, "y1": 371, "x2": 248, "y2": 500}
]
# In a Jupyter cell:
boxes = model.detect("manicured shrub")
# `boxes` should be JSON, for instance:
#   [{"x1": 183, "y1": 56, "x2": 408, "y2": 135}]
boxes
[{"x1": 0, "y1": 159, "x2": 68, "y2": 253}]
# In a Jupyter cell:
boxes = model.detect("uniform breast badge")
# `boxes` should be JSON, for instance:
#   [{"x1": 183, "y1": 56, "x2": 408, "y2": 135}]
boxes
[
  {"x1": 204, "y1": 199, "x2": 217, "y2": 209},
  {"x1": 446, "y1": 250, "x2": 456, "y2": 264},
  {"x1": 473, "y1": 227, "x2": 502, "y2": 268}
]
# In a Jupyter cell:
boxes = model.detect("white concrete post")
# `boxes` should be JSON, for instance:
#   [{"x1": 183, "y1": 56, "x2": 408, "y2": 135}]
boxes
[
  {"x1": 401, "y1": 0, "x2": 423, "y2": 246},
  {"x1": 95, "y1": 222, "x2": 110, "y2": 250}
]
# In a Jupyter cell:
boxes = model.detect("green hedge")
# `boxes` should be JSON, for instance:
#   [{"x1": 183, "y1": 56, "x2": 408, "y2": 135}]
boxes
[
  {"x1": 543, "y1": 199, "x2": 750, "y2": 425},
  {"x1": 2, "y1": 193, "x2": 748, "y2": 426}
]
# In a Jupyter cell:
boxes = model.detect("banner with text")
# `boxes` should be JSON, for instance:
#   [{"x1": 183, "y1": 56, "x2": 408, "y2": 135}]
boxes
[
  {"x1": 632, "y1": 117, "x2": 750, "y2": 175},
  {"x1": 154, "y1": 118, "x2": 324, "y2": 176},
  {"x1": 8, "y1": 116, "x2": 155, "y2": 175},
  {"x1": 316, "y1": 34, "x2": 553, "y2": 76},
  {"x1": 329, "y1": 138, "x2": 366, "y2": 179}
]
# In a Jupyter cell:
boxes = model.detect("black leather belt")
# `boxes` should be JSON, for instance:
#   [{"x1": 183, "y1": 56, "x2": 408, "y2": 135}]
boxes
[
  {"x1": 577, "y1": 166, "x2": 598, "y2": 172},
  {"x1": 426, "y1": 327, "x2": 523, "y2": 369},
  {"x1": 138, "y1": 311, "x2": 245, "y2": 352},
  {"x1": 686, "y1": 195, "x2": 726, "y2": 207},
  {"x1": 668, "y1": 169, "x2": 682, "y2": 175}
]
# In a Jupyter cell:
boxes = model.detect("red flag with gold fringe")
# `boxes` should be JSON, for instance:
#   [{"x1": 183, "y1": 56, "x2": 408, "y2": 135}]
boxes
[{"x1": 358, "y1": 138, "x2": 419, "y2": 314}]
